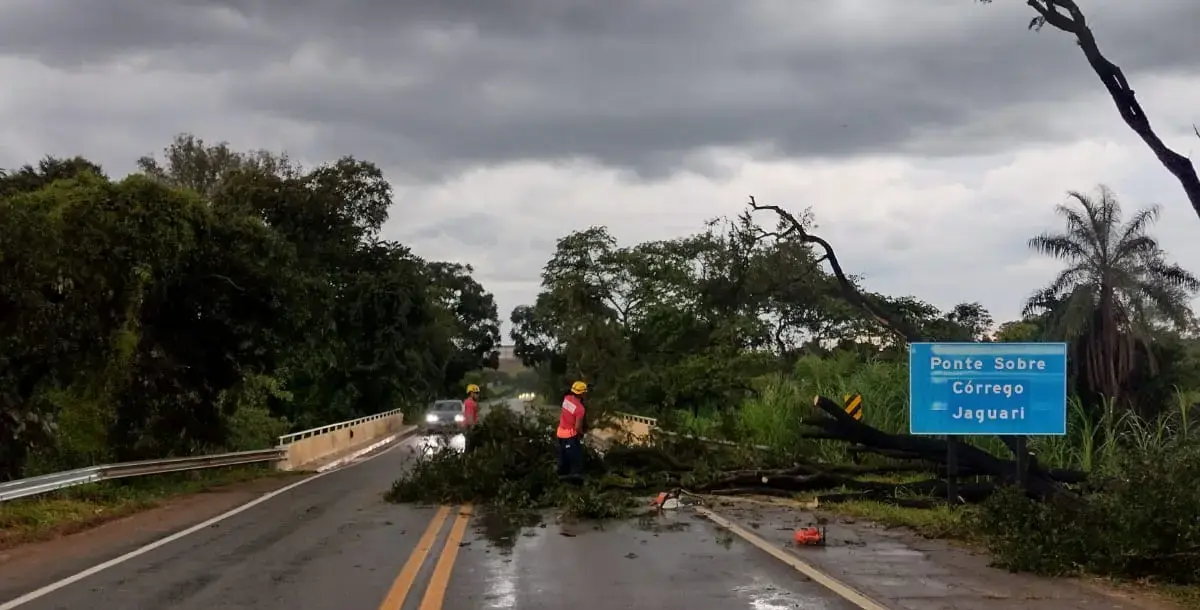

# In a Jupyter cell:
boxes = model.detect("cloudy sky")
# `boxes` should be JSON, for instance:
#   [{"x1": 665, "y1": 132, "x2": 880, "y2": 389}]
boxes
[{"x1": 2, "y1": 0, "x2": 1199, "y2": 338}]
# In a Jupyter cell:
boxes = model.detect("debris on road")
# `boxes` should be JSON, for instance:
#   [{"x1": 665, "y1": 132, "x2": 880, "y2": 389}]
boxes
[{"x1": 385, "y1": 396, "x2": 1085, "y2": 527}]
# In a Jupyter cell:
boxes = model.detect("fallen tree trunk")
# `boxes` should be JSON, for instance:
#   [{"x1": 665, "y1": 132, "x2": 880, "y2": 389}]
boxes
[
  {"x1": 841, "y1": 443, "x2": 1087, "y2": 484},
  {"x1": 698, "y1": 471, "x2": 899, "y2": 493},
  {"x1": 809, "y1": 394, "x2": 1082, "y2": 502}
]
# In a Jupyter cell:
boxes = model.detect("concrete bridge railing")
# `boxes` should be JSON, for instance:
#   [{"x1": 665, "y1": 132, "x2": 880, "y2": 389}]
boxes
[
  {"x1": 590, "y1": 412, "x2": 658, "y2": 446},
  {"x1": 275, "y1": 408, "x2": 406, "y2": 470}
]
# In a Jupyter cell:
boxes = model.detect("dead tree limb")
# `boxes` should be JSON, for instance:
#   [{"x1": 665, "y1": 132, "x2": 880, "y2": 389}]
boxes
[
  {"x1": 980, "y1": 0, "x2": 1200, "y2": 221},
  {"x1": 747, "y1": 196, "x2": 923, "y2": 344}
]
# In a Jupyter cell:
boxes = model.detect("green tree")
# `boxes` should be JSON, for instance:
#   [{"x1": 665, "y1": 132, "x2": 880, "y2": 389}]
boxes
[
  {"x1": 425, "y1": 262, "x2": 502, "y2": 394},
  {"x1": 994, "y1": 319, "x2": 1044, "y2": 342},
  {"x1": 0, "y1": 135, "x2": 501, "y2": 479},
  {"x1": 137, "y1": 133, "x2": 299, "y2": 199},
  {"x1": 510, "y1": 218, "x2": 826, "y2": 416},
  {"x1": 1024, "y1": 185, "x2": 1199, "y2": 408}
]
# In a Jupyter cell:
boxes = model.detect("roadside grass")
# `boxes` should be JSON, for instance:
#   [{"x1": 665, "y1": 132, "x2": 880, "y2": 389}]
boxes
[
  {"x1": 1155, "y1": 585, "x2": 1200, "y2": 610},
  {"x1": 0, "y1": 465, "x2": 305, "y2": 549},
  {"x1": 818, "y1": 499, "x2": 980, "y2": 541},
  {"x1": 666, "y1": 357, "x2": 1200, "y2": 474}
]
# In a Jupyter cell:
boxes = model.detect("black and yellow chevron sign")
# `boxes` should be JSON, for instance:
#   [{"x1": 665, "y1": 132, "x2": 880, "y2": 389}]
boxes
[{"x1": 842, "y1": 393, "x2": 863, "y2": 421}]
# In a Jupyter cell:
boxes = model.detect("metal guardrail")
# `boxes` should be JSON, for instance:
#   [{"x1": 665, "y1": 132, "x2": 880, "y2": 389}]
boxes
[
  {"x1": 0, "y1": 449, "x2": 286, "y2": 503},
  {"x1": 1, "y1": 408, "x2": 407, "y2": 503},
  {"x1": 276, "y1": 408, "x2": 403, "y2": 445}
]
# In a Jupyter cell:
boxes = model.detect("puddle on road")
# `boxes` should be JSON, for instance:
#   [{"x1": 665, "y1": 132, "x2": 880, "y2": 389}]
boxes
[
  {"x1": 734, "y1": 576, "x2": 840, "y2": 610},
  {"x1": 634, "y1": 511, "x2": 693, "y2": 533},
  {"x1": 475, "y1": 509, "x2": 544, "y2": 554}
]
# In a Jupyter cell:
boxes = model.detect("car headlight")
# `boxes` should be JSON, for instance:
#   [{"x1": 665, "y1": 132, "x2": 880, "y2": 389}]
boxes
[
  {"x1": 454, "y1": 414, "x2": 465, "y2": 422},
  {"x1": 425, "y1": 414, "x2": 438, "y2": 423}
]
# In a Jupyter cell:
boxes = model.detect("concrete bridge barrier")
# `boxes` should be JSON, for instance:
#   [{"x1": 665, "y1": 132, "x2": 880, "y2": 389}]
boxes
[
  {"x1": 590, "y1": 412, "x2": 657, "y2": 446},
  {"x1": 275, "y1": 409, "x2": 406, "y2": 470}
]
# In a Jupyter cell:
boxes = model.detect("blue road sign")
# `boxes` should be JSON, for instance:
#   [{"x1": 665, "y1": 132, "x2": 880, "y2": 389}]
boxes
[{"x1": 908, "y1": 342, "x2": 1068, "y2": 436}]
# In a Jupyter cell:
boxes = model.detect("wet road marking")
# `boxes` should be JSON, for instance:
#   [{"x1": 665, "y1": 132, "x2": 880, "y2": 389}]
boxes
[
  {"x1": 377, "y1": 505, "x2": 453, "y2": 609},
  {"x1": 0, "y1": 433, "x2": 419, "y2": 610},
  {"x1": 417, "y1": 504, "x2": 474, "y2": 610},
  {"x1": 696, "y1": 506, "x2": 891, "y2": 610}
]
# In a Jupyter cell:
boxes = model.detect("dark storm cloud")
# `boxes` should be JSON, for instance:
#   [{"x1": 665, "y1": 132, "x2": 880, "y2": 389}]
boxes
[{"x1": 2, "y1": 0, "x2": 1198, "y2": 177}]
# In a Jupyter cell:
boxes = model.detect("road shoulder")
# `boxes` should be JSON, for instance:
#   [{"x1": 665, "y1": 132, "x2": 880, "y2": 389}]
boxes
[{"x1": 704, "y1": 497, "x2": 1182, "y2": 610}]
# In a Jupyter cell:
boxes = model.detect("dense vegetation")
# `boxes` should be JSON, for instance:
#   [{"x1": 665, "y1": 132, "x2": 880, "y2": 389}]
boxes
[
  {"x1": 0, "y1": 134, "x2": 502, "y2": 480},
  {"x1": 506, "y1": 185, "x2": 1200, "y2": 583}
]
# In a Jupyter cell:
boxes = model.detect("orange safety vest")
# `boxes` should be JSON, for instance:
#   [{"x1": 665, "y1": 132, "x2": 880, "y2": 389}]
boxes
[{"x1": 557, "y1": 395, "x2": 585, "y2": 439}]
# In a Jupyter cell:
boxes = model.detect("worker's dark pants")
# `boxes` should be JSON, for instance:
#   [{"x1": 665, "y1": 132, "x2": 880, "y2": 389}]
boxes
[{"x1": 557, "y1": 435, "x2": 583, "y2": 477}]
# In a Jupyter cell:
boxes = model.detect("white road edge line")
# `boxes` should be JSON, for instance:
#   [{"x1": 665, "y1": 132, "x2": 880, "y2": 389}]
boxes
[
  {"x1": 695, "y1": 506, "x2": 891, "y2": 610},
  {"x1": 0, "y1": 428, "x2": 420, "y2": 610}
]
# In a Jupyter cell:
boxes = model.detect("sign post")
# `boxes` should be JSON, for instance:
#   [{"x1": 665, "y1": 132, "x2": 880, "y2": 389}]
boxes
[{"x1": 908, "y1": 342, "x2": 1068, "y2": 500}]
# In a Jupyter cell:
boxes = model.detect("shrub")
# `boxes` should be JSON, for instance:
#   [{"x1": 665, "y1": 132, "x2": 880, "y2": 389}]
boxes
[{"x1": 977, "y1": 436, "x2": 1200, "y2": 584}]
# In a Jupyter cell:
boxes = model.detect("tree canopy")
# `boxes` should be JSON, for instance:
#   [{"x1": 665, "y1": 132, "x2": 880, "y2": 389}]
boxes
[
  {"x1": 0, "y1": 134, "x2": 501, "y2": 480},
  {"x1": 509, "y1": 212, "x2": 1005, "y2": 419},
  {"x1": 511, "y1": 187, "x2": 1199, "y2": 421}
]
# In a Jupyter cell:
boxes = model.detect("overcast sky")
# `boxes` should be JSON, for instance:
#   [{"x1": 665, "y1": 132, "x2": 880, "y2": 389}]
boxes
[{"x1": 3, "y1": 0, "x2": 1199, "y2": 339}]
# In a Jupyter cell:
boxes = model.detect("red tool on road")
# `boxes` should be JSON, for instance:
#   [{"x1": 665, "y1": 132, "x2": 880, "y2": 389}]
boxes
[{"x1": 793, "y1": 526, "x2": 826, "y2": 546}]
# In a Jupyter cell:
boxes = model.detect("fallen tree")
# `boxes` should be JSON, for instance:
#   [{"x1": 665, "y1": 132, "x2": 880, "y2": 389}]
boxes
[
  {"x1": 387, "y1": 395, "x2": 1087, "y2": 519},
  {"x1": 746, "y1": 199, "x2": 1086, "y2": 505}
]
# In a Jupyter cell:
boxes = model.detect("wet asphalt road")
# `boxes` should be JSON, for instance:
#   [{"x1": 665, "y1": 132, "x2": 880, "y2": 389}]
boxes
[
  {"x1": 444, "y1": 512, "x2": 858, "y2": 610},
  {"x1": 2, "y1": 433, "x2": 855, "y2": 610}
]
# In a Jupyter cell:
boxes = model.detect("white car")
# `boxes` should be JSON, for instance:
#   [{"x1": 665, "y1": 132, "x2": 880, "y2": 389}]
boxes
[{"x1": 423, "y1": 399, "x2": 466, "y2": 432}]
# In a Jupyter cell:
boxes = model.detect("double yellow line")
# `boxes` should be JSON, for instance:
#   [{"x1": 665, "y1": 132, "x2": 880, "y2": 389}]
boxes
[{"x1": 377, "y1": 504, "x2": 473, "y2": 610}]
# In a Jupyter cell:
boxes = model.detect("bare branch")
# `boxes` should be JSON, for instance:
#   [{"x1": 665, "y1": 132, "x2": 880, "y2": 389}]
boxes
[
  {"x1": 1002, "y1": 0, "x2": 1200, "y2": 221},
  {"x1": 746, "y1": 196, "x2": 923, "y2": 343}
]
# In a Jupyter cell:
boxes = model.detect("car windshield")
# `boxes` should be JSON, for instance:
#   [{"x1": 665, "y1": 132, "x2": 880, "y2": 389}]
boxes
[{"x1": 431, "y1": 400, "x2": 463, "y2": 413}]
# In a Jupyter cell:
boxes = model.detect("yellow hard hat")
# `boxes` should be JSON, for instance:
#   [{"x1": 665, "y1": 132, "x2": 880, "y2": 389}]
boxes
[
  {"x1": 466, "y1": 384, "x2": 480, "y2": 394},
  {"x1": 570, "y1": 381, "x2": 588, "y2": 395}
]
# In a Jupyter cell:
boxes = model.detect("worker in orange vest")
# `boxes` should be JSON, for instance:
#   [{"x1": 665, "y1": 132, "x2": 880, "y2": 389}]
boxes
[
  {"x1": 556, "y1": 381, "x2": 588, "y2": 481},
  {"x1": 462, "y1": 383, "x2": 481, "y2": 453},
  {"x1": 463, "y1": 384, "x2": 480, "y2": 427}
]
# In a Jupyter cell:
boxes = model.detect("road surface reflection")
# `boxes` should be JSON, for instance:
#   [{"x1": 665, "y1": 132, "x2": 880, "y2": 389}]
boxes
[{"x1": 417, "y1": 432, "x2": 466, "y2": 454}]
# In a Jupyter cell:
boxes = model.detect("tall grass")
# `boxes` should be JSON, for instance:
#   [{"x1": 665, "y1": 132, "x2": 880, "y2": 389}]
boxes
[{"x1": 671, "y1": 355, "x2": 1196, "y2": 472}]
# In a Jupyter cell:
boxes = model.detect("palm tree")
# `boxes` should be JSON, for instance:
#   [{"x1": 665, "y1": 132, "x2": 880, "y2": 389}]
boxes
[{"x1": 1025, "y1": 185, "x2": 1199, "y2": 409}]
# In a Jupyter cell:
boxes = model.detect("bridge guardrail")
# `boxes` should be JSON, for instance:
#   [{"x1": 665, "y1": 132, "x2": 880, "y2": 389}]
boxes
[
  {"x1": 277, "y1": 408, "x2": 404, "y2": 445},
  {"x1": 1, "y1": 408, "x2": 407, "y2": 503},
  {"x1": 0, "y1": 448, "x2": 285, "y2": 503}
]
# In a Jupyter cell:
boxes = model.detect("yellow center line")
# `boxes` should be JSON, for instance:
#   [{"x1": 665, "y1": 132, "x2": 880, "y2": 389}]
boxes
[
  {"x1": 417, "y1": 504, "x2": 474, "y2": 610},
  {"x1": 377, "y1": 505, "x2": 452, "y2": 610}
]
